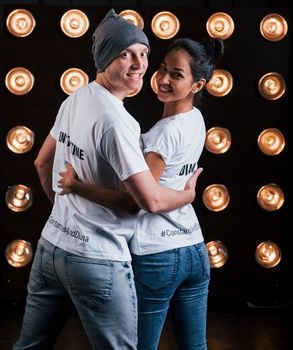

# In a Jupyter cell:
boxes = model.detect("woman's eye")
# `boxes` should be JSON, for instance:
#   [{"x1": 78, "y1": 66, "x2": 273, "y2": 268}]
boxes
[{"x1": 172, "y1": 72, "x2": 182, "y2": 79}]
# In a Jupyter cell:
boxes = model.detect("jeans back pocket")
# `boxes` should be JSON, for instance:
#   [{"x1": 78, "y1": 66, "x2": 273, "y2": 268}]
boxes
[{"x1": 132, "y1": 250, "x2": 179, "y2": 292}]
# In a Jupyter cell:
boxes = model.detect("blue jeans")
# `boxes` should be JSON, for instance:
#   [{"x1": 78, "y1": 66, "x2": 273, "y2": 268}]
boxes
[
  {"x1": 132, "y1": 242, "x2": 210, "y2": 350},
  {"x1": 13, "y1": 237, "x2": 137, "y2": 350}
]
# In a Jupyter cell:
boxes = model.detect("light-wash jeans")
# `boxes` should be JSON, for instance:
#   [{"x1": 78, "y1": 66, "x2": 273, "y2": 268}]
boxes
[
  {"x1": 13, "y1": 236, "x2": 137, "y2": 350},
  {"x1": 132, "y1": 242, "x2": 210, "y2": 350}
]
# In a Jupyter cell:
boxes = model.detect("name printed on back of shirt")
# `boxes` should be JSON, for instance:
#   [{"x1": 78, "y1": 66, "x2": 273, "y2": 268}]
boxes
[
  {"x1": 59, "y1": 131, "x2": 85, "y2": 160},
  {"x1": 179, "y1": 162, "x2": 196, "y2": 176}
]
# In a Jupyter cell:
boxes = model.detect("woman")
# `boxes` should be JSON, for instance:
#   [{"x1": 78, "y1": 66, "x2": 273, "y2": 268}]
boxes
[{"x1": 59, "y1": 37, "x2": 224, "y2": 350}]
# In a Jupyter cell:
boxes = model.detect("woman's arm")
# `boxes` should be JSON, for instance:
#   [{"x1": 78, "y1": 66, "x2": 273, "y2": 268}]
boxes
[
  {"x1": 59, "y1": 154, "x2": 202, "y2": 214},
  {"x1": 144, "y1": 152, "x2": 166, "y2": 182},
  {"x1": 58, "y1": 153, "x2": 165, "y2": 214},
  {"x1": 59, "y1": 163, "x2": 139, "y2": 215}
]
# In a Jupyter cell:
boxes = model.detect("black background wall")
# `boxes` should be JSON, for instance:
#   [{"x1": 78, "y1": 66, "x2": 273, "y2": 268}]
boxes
[{"x1": 0, "y1": 0, "x2": 292, "y2": 309}]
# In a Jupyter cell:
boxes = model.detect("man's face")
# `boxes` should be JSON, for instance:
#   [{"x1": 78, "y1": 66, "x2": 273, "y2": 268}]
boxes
[{"x1": 104, "y1": 43, "x2": 149, "y2": 99}]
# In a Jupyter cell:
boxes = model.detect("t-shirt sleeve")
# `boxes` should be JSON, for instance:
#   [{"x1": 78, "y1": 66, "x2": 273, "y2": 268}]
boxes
[
  {"x1": 142, "y1": 125, "x2": 178, "y2": 164},
  {"x1": 50, "y1": 101, "x2": 66, "y2": 140},
  {"x1": 100, "y1": 123, "x2": 149, "y2": 182}
]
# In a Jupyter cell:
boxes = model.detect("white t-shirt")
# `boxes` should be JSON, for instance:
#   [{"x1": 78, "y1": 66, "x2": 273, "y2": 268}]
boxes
[
  {"x1": 41, "y1": 81, "x2": 149, "y2": 261},
  {"x1": 130, "y1": 107, "x2": 206, "y2": 255}
]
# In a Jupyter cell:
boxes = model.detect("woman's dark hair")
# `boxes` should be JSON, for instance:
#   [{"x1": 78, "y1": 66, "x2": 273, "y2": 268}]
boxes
[{"x1": 165, "y1": 37, "x2": 224, "y2": 102}]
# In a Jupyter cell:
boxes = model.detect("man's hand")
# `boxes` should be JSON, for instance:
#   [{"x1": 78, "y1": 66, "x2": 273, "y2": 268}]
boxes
[
  {"x1": 58, "y1": 163, "x2": 78, "y2": 195},
  {"x1": 184, "y1": 167, "x2": 203, "y2": 202}
]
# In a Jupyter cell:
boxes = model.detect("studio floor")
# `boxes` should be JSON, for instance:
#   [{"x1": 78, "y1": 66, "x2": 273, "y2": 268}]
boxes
[{"x1": 1, "y1": 297, "x2": 292, "y2": 350}]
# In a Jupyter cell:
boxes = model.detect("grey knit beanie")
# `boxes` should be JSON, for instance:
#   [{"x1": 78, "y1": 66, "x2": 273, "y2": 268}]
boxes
[{"x1": 92, "y1": 9, "x2": 150, "y2": 72}]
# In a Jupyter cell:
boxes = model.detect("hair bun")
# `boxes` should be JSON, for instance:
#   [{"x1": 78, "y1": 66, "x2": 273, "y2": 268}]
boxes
[
  {"x1": 204, "y1": 37, "x2": 224, "y2": 60},
  {"x1": 213, "y1": 38, "x2": 224, "y2": 59}
]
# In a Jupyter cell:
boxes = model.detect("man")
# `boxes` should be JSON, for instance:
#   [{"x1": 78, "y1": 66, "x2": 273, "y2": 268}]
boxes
[{"x1": 13, "y1": 9, "x2": 198, "y2": 350}]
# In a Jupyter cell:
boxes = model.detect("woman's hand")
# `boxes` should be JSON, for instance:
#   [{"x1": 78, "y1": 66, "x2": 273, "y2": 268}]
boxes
[
  {"x1": 58, "y1": 163, "x2": 78, "y2": 195},
  {"x1": 184, "y1": 167, "x2": 203, "y2": 202}
]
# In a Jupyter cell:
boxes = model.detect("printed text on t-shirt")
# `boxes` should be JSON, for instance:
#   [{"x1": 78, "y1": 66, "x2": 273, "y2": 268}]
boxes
[
  {"x1": 179, "y1": 163, "x2": 196, "y2": 176},
  {"x1": 59, "y1": 131, "x2": 85, "y2": 160},
  {"x1": 48, "y1": 215, "x2": 89, "y2": 243},
  {"x1": 160, "y1": 223, "x2": 200, "y2": 237}
]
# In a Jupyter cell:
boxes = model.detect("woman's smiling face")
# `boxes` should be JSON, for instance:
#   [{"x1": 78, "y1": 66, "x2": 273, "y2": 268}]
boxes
[{"x1": 156, "y1": 48, "x2": 195, "y2": 104}]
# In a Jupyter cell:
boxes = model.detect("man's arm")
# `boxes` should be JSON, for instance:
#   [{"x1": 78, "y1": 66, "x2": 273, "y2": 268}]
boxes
[
  {"x1": 34, "y1": 133, "x2": 56, "y2": 204},
  {"x1": 123, "y1": 169, "x2": 200, "y2": 214},
  {"x1": 124, "y1": 152, "x2": 203, "y2": 213},
  {"x1": 59, "y1": 152, "x2": 202, "y2": 214},
  {"x1": 124, "y1": 151, "x2": 203, "y2": 213}
]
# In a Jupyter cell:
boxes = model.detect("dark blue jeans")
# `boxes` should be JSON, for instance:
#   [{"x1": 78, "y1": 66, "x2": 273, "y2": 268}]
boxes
[{"x1": 132, "y1": 242, "x2": 210, "y2": 350}]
